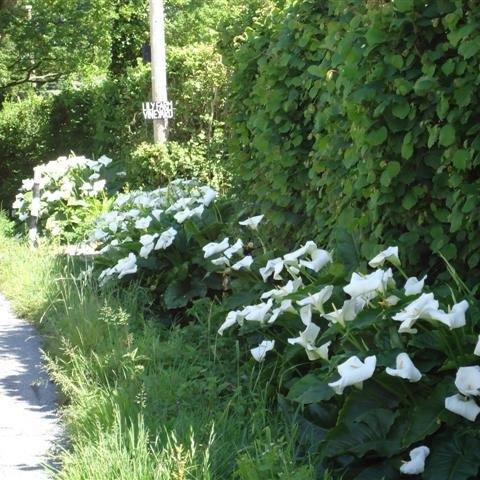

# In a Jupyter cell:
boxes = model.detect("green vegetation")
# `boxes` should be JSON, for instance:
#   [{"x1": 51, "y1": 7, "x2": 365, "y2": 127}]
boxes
[
  {"x1": 0, "y1": 218, "x2": 314, "y2": 479},
  {"x1": 229, "y1": 0, "x2": 480, "y2": 287}
]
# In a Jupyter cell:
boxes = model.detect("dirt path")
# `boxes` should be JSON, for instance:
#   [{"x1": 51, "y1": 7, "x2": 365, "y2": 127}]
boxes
[{"x1": 0, "y1": 294, "x2": 62, "y2": 479}]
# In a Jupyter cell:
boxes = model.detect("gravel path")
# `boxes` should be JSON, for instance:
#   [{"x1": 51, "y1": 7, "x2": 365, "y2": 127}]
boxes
[{"x1": 0, "y1": 294, "x2": 62, "y2": 479}]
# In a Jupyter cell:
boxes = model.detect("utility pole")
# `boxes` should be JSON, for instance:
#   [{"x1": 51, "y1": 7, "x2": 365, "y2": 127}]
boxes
[{"x1": 149, "y1": 0, "x2": 168, "y2": 143}]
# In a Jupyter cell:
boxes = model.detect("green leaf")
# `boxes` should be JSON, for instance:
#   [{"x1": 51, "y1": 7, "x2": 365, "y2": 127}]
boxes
[
  {"x1": 439, "y1": 124, "x2": 456, "y2": 146},
  {"x1": 380, "y1": 161, "x2": 401, "y2": 187},
  {"x1": 402, "y1": 191, "x2": 417, "y2": 210},
  {"x1": 392, "y1": 102, "x2": 410, "y2": 119},
  {"x1": 424, "y1": 433, "x2": 480, "y2": 480},
  {"x1": 366, "y1": 126, "x2": 388, "y2": 146},
  {"x1": 287, "y1": 373, "x2": 335, "y2": 404},
  {"x1": 394, "y1": 0, "x2": 414, "y2": 12},
  {"x1": 163, "y1": 278, "x2": 207, "y2": 310},
  {"x1": 458, "y1": 40, "x2": 480, "y2": 59},
  {"x1": 401, "y1": 133, "x2": 413, "y2": 159},
  {"x1": 307, "y1": 65, "x2": 323, "y2": 78},
  {"x1": 451, "y1": 149, "x2": 470, "y2": 170}
]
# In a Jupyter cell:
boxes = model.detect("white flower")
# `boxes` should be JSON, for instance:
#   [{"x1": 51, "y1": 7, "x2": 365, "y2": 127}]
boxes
[
  {"x1": 259, "y1": 257, "x2": 284, "y2": 282},
  {"x1": 284, "y1": 241, "x2": 317, "y2": 263},
  {"x1": 151, "y1": 209, "x2": 163, "y2": 220},
  {"x1": 299, "y1": 248, "x2": 332, "y2": 272},
  {"x1": 218, "y1": 310, "x2": 244, "y2": 335},
  {"x1": 288, "y1": 321, "x2": 330, "y2": 361},
  {"x1": 404, "y1": 275, "x2": 427, "y2": 296},
  {"x1": 126, "y1": 209, "x2": 140, "y2": 218},
  {"x1": 428, "y1": 300, "x2": 469, "y2": 329},
  {"x1": 261, "y1": 278, "x2": 303, "y2": 300},
  {"x1": 343, "y1": 269, "x2": 393, "y2": 300},
  {"x1": 224, "y1": 239, "x2": 244, "y2": 259},
  {"x1": 139, "y1": 233, "x2": 159, "y2": 258},
  {"x1": 386, "y1": 353, "x2": 422, "y2": 382},
  {"x1": 268, "y1": 300, "x2": 295, "y2": 324},
  {"x1": 239, "y1": 214, "x2": 264, "y2": 230},
  {"x1": 322, "y1": 298, "x2": 366, "y2": 326},
  {"x1": 200, "y1": 186, "x2": 217, "y2": 206},
  {"x1": 243, "y1": 299, "x2": 273, "y2": 323},
  {"x1": 89, "y1": 172, "x2": 100, "y2": 181},
  {"x1": 98, "y1": 267, "x2": 115, "y2": 286},
  {"x1": 368, "y1": 246, "x2": 400, "y2": 268},
  {"x1": 92, "y1": 229, "x2": 108, "y2": 241},
  {"x1": 155, "y1": 228, "x2": 177, "y2": 250},
  {"x1": 135, "y1": 217, "x2": 152, "y2": 230},
  {"x1": 115, "y1": 253, "x2": 138, "y2": 279},
  {"x1": 98, "y1": 155, "x2": 112, "y2": 167},
  {"x1": 474, "y1": 335, "x2": 480, "y2": 357},
  {"x1": 392, "y1": 293, "x2": 440, "y2": 334},
  {"x1": 203, "y1": 238, "x2": 230, "y2": 258},
  {"x1": 211, "y1": 256, "x2": 230, "y2": 267},
  {"x1": 445, "y1": 394, "x2": 480, "y2": 422},
  {"x1": 455, "y1": 366, "x2": 480, "y2": 397},
  {"x1": 300, "y1": 304, "x2": 312, "y2": 326},
  {"x1": 250, "y1": 340, "x2": 275, "y2": 362},
  {"x1": 21, "y1": 178, "x2": 34, "y2": 191},
  {"x1": 297, "y1": 285, "x2": 334, "y2": 312},
  {"x1": 328, "y1": 355, "x2": 377, "y2": 395},
  {"x1": 231, "y1": 255, "x2": 254, "y2": 271},
  {"x1": 399, "y1": 446, "x2": 430, "y2": 475},
  {"x1": 92, "y1": 179, "x2": 106, "y2": 193},
  {"x1": 174, "y1": 205, "x2": 204, "y2": 223}
]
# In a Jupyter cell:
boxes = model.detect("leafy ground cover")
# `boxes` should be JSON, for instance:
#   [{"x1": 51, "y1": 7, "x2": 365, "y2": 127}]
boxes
[{"x1": 0, "y1": 214, "x2": 314, "y2": 479}]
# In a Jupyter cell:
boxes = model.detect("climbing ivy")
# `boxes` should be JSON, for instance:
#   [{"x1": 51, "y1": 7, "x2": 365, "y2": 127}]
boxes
[{"x1": 229, "y1": 0, "x2": 480, "y2": 287}]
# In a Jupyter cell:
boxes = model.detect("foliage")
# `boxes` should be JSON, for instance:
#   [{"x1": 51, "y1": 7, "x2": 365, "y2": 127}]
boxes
[
  {"x1": 228, "y1": 0, "x2": 480, "y2": 287},
  {"x1": 0, "y1": 0, "x2": 112, "y2": 97},
  {"x1": 207, "y1": 224, "x2": 480, "y2": 479},
  {"x1": 0, "y1": 225, "x2": 310, "y2": 479},
  {"x1": 126, "y1": 138, "x2": 230, "y2": 192}
]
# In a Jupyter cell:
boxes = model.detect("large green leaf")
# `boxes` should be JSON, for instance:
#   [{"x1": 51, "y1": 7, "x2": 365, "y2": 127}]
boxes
[
  {"x1": 287, "y1": 373, "x2": 335, "y2": 404},
  {"x1": 163, "y1": 278, "x2": 208, "y2": 309},
  {"x1": 424, "y1": 433, "x2": 480, "y2": 480}
]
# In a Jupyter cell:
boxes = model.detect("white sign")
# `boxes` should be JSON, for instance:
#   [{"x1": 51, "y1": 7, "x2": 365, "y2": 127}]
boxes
[{"x1": 142, "y1": 101, "x2": 173, "y2": 120}]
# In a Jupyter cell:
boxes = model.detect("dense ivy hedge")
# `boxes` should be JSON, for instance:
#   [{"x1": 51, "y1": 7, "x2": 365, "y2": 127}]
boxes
[{"x1": 229, "y1": 0, "x2": 480, "y2": 286}]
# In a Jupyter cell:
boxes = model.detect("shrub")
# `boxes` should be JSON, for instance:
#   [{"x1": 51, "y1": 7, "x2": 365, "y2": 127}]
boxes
[{"x1": 228, "y1": 0, "x2": 480, "y2": 288}]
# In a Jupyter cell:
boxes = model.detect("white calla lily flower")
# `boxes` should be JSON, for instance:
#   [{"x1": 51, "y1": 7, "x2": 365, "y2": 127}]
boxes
[
  {"x1": 243, "y1": 299, "x2": 273, "y2": 323},
  {"x1": 135, "y1": 217, "x2": 152, "y2": 230},
  {"x1": 297, "y1": 285, "x2": 334, "y2": 312},
  {"x1": 343, "y1": 269, "x2": 393, "y2": 300},
  {"x1": 428, "y1": 300, "x2": 469, "y2": 329},
  {"x1": 445, "y1": 394, "x2": 480, "y2": 421},
  {"x1": 322, "y1": 298, "x2": 366, "y2": 326},
  {"x1": 404, "y1": 275, "x2": 427, "y2": 296},
  {"x1": 287, "y1": 321, "x2": 331, "y2": 361},
  {"x1": 392, "y1": 293, "x2": 440, "y2": 334},
  {"x1": 328, "y1": 355, "x2": 377, "y2": 394},
  {"x1": 155, "y1": 228, "x2": 177, "y2": 250},
  {"x1": 368, "y1": 246, "x2": 400, "y2": 268},
  {"x1": 211, "y1": 256, "x2": 230, "y2": 267},
  {"x1": 218, "y1": 310, "x2": 245, "y2": 335},
  {"x1": 224, "y1": 239, "x2": 244, "y2": 259},
  {"x1": 300, "y1": 304, "x2": 312, "y2": 326},
  {"x1": 455, "y1": 366, "x2": 480, "y2": 397},
  {"x1": 231, "y1": 255, "x2": 254, "y2": 271},
  {"x1": 386, "y1": 353, "x2": 422, "y2": 382},
  {"x1": 299, "y1": 248, "x2": 332, "y2": 272},
  {"x1": 97, "y1": 155, "x2": 112, "y2": 167},
  {"x1": 115, "y1": 253, "x2": 138, "y2": 279},
  {"x1": 268, "y1": 300, "x2": 295, "y2": 324},
  {"x1": 259, "y1": 257, "x2": 284, "y2": 282},
  {"x1": 283, "y1": 241, "x2": 317, "y2": 263},
  {"x1": 239, "y1": 215, "x2": 264, "y2": 230},
  {"x1": 474, "y1": 335, "x2": 480, "y2": 357},
  {"x1": 199, "y1": 186, "x2": 217, "y2": 206},
  {"x1": 250, "y1": 340, "x2": 275, "y2": 362},
  {"x1": 139, "y1": 233, "x2": 159, "y2": 258},
  {"x1": 203, "y1": 238, "x2": 230, "y2": 258},
  {"x1": 399, "y1": 446, "x2": 430, "y2": 475},
  {"x1": 151, "y1": 209, "x2": 163, "y2": 221},
  {"x1": 261, "y1": 278, "x2": 303, "y2": 300}
]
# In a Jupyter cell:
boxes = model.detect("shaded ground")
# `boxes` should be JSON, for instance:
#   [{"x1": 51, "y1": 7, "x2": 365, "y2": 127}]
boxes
[{"x1": 0, "y1": 294, "x2": 62, "y2": 479}]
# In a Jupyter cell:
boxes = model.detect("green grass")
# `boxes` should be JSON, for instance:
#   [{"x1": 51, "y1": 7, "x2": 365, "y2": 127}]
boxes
[{"x1": 0, "y1": 216, "x2": 314, "y2": 479}]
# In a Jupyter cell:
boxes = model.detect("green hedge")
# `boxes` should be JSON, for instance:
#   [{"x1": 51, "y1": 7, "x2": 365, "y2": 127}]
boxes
[{"x1": 229, "y1": 0, "x2": 480, "y2": 286}]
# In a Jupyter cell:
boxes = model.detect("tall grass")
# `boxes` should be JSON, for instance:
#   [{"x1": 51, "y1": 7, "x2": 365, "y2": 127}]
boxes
[{"x1": 0, "y1": 217, "x2": 314, "y2": 479}]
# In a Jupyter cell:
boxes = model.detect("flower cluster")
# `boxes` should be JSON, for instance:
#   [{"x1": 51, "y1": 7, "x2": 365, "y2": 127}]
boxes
[
  {"x1": 12, "y1": 154, "x2": 123, "y2": 238},
  {"x1": 89, "y1": 179, "x2": 217, "y2": 286},
  {"x1": 214, "y1": 237, "x2": 474, "y2": 476}
]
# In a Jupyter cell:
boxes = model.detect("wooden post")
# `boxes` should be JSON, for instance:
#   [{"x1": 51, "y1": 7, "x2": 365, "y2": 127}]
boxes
[
  {"x1": 149, "y1": 0, "x2": 168, "y2": 144},
  {"x1": 28, "y1": 167, "x2": 41, "y2": 246}
]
